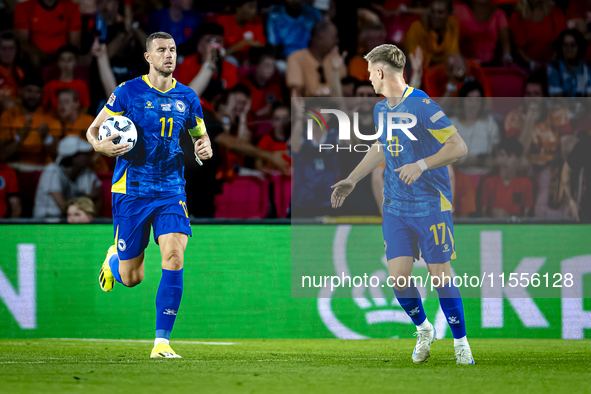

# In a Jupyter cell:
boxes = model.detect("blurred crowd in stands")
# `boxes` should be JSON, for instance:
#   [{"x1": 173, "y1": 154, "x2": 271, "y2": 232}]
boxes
[{"x1": 0, "y1": 0, "x2": 589, "y2": 221}]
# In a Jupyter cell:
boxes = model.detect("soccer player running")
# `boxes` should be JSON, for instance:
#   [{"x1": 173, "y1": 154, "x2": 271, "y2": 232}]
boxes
[
  {"x1": 331, "y1": 44, "x2": 474, "y2": 365},
  {"x1": 86, "y1": 32, "x2": 213, "y2": 359}
]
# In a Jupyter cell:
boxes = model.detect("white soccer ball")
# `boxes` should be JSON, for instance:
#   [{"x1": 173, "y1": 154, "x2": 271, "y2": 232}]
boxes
[{"x1": 99, "y1": 115, "x2": 137, "y2": 151}]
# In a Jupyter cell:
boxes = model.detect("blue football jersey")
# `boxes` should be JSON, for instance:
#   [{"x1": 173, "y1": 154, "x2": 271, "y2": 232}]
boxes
[
  {"x1": 374, "y1": 87, "x2": 456, "y2": 217},
  {"x1": 104, "y1": 75, "x2": 206, "y2": 197}
]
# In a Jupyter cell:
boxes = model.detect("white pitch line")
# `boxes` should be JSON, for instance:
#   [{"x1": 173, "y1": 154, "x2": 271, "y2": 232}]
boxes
[{"x1": 44, "y1": 338, "x2": 237, "y2": 345}]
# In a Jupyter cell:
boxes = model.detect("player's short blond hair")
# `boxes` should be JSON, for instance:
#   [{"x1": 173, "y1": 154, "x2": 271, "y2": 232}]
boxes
[{"x1": 364, "y1": 44, "x2": 406, "y2": 72}]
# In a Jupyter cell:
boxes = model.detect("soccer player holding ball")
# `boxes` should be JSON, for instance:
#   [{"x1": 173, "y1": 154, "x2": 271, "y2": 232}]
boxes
[
  {"x1": 86, "y1": 32, "x2": 212, "y2": 358},
  {"x1": 331, "y1": 44, "x2": 474, "y2": 365}
]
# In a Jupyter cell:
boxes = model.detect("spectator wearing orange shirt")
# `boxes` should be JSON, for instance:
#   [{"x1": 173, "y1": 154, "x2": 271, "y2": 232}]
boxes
[
  {"x1": 0, "y1": 32, "x2": 25, "y2": 113},
  {"x1": 175, "y1": 23, "x2": 238, "y2": 97},
  {"x1": 286, "y1": 21, "x2": 347, "y2": 97},
  {"x1": 504, "y1": 75, "x2": 546, "y2": 140},
  {"x1": 0, "y1": 76, "x2": 61, "y2": 169},
  {"x1": 404, "y1": 0, "x2": 460, "y2": 67},
  {"x1": 510, "y1": 0, "x2": 566, "y2": 70},
  {"x1": 57, "y1": 88, "x2": 108, "y2": 172},
  {"x1": 424, "y1": 53, "x2": 492, "y2": 98},
  {"x1": 453, "y1": 0, "x2": 511, "y2": 66},
  {"x1": 348, "y1": 22, "x2": 387, "y2": 81},
  {"x1": 239, "y1": 47, "x2": 282, "y2": 119},
  {"x1": 503, "y1": 74, "x2": 572, "y2": 166},
  {"x1": 42, "y1": 45, "x2": 90, "y2": 114},
  {"x1": 481, "y1": 138, "x2": 533, "y2": 218},
  {"x1": 57, "y1": 88, "x2": 92, "y2": 138},
  {"x1": 255, "y1": 103, "x2": 291, "y2": 173},
  {"x1": 216, "y1": 0, "x2": 265, "y2": 65},
  {"x1": 0, "y1": 161, "x2": 22, "y2": 218},
  {"x1": 504, "y1": 75, "x2": 573, "y2": 218},
  {"x1": 14, "y1": 0, "x2": 82, "y2": 67}
]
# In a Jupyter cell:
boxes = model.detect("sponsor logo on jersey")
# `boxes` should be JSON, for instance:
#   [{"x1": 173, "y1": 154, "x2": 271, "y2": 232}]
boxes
[
  {"x1": 443, "y1": 243, "x2": 450, "y2": 252},
  {"x1": 145, "y1": 101, "x2": 154, "y2": 109},
  {"x1": 107, "y1": 93, "x2": 116, "y2": 106},
  {"x1": 161, "y1": 103, "x2": 171, "y2": 111},
  {"x1": 163, "y1": 309, "x2": 177, "y2": 316},
  {"x1": 117, "y1": 239, "x2": 126, "y2": 251},
  {"x1": 423, "y1": 98, "x2": 431, "y2": 104},
  {"x1": 448, "y1": 316, "x2": 459, "y2": 324},
  {"x1": 175, "y1": 100, "x2": 186, "y2": 112},
  {"x1": 430, "y1": 110, "x2": 444, "y2": 123}
]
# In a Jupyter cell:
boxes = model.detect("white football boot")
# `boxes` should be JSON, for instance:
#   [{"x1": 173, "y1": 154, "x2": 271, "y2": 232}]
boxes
[
  {"x1": 412, "y1": 323, "x2": 436, "y2": 364},
  {"x1": 455, "y1": 345, "x2": 475, "y2": 365}
]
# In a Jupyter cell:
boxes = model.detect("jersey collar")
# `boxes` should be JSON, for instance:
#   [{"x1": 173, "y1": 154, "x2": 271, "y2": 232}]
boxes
[
  {"x1": 142, "y1": 75, "x2": 177, "y2": 93},
  {"x1": 387, "y1": 86, "x2": 413, "y2": 110}
]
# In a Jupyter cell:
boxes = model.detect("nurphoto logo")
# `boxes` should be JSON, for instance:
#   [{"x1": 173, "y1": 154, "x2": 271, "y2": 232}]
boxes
[{"x1": 303, "y1": 107, "x2": 418, "y2": 153}]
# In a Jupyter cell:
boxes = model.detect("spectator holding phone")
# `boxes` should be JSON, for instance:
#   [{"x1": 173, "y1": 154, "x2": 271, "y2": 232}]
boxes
[{"x1": 176, "y1": 23, "x2": 238, "y2": 98}]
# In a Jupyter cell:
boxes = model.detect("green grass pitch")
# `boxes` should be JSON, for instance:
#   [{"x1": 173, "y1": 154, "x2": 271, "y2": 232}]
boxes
[{"x1": 1, "y1": 339, "x2": 590, "y2": 393}]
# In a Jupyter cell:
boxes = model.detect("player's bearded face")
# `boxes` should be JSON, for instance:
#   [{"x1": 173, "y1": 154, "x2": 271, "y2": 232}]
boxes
[{"x1": 149, "y1": 38, "x2": 177, "y2": 75}]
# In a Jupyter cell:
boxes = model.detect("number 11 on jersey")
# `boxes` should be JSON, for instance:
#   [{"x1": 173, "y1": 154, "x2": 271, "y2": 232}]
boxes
[{"x1": 160, "y1": 117, "x2": 173, "y2": 137}]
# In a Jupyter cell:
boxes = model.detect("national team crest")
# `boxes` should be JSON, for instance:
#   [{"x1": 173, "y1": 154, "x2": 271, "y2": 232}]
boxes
[
  {"x1": 118, "y1": 239, "x2": 126, "y2": 251},
  {"x1": 175, "y1": 100, "x2": 186, "y2": 112}
]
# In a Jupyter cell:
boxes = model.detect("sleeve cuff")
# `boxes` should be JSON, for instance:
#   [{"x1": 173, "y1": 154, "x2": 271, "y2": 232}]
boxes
[{"x1": 104, "y1": 107, "x2": 124, "y2": 116}]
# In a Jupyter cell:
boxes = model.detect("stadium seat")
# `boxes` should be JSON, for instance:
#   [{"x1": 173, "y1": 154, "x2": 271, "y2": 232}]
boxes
[
  {"x1": 16, "y1": 170, "x2": 41, "y2": 218},
  {"x1": 271, "y1": 175, "x2": 292, "y2": 218},
  {"x1": 214, "y1": 176, "x2": 269, "y2": 218},
  {"x1": 483, "y1": 67, "x2": 527, "y2": 97},
  {"x1": 96, "y1": 172, "x2": 113, "y2": 218}
]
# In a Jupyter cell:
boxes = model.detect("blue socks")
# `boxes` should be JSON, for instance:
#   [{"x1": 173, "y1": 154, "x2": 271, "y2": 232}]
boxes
[
  {"x1": 393, "y1": 280, "x2": 427, "y2": 325},
  {"x1": 393, "y1": 280, "x2": 467, "y2": 340},
  {"x1": 155, "y1": 269, "x2": 184, "y2": 341},
  {"x1": 435, "y1": 282, "x2": 466, "y2": 339},
  {"x1": 108, "y1": 252, "x2": 124, "y2": 285}
]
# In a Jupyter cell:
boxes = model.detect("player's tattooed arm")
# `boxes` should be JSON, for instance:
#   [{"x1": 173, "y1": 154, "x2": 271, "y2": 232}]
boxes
[
  {"x1": 86, "y1": 108, "x2": 130, "y2": 157},
  {"x1": 395, "y1": 132, "x2": 468, "y2": 185}
]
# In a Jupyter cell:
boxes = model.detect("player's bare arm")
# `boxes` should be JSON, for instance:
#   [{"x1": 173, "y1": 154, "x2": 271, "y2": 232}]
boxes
[
  {"x1": 86, "y1": 108, "x2": 130, "y2": 157},
  {"x1": 395, "y1": 132, "x2": 467, "y2": 185},
  {"x1": 331, "y1": 141, "x2": 386, "y2": 208},
  {"x1": 193, "y1": 132, "x2": 213, "y2": 160}
]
